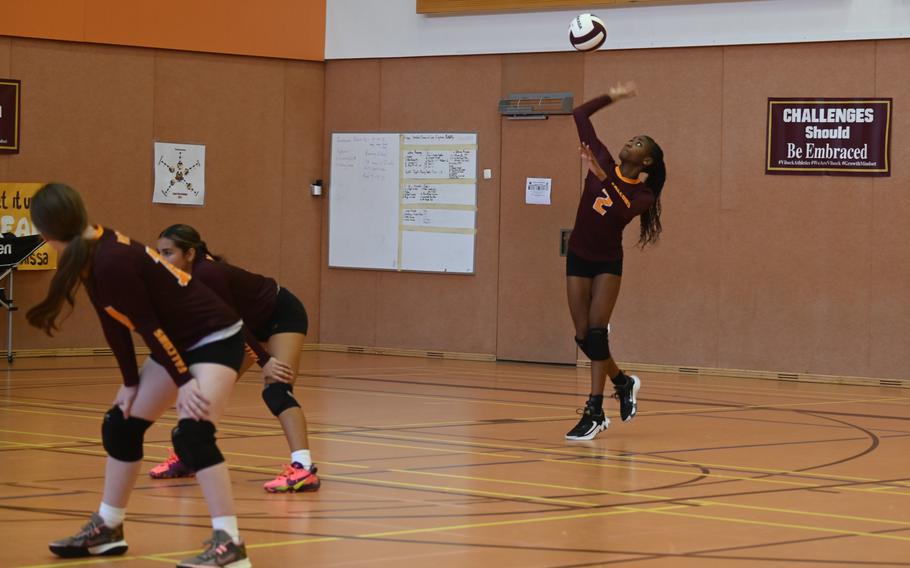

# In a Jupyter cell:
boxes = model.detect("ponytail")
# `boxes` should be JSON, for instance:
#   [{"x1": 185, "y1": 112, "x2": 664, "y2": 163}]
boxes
[
  {"x1": 25, "y1": 183, "x2": 96, "y2": 336},
  {"x1": 638, "y1": 136, "x2": 665, "y2": 248},
  {"x1": 158, "y1": 224, "x2": 223, "y2": 262},
  {"x1": 27, "y1": 236, "x2": 97, "y2": 335}
]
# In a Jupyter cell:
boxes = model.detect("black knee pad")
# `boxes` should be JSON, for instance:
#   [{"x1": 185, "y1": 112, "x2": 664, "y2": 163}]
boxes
[
  {"x1": 584, "y1": 327, "x2": 611, "y2": 360},
  {"x1": 101, "y1": 406, "x2": 152, "y2": 462},
  {"x1": 575, "y1": 336, "x2": 591, "y2": 359},
  {"x1": 171, "y1": 419, "x2": 224, "y2": 471},
  {"x1": 262, "y1": 382, "x2": 300, "y2": 417}
]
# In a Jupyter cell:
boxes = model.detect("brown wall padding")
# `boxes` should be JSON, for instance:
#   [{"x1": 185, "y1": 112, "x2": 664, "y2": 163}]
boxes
[
  {"x1": 322, "y1": 40, "x2": 910, "y2": 379},
  {"x1": 2, "y1": 36, "x2": 907, "y2": 380},
  {"x1": 0, "y1": 37, "x2": 324, "y2": 353}
]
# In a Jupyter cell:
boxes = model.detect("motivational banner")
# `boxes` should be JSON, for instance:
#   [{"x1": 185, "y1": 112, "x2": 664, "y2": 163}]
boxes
[
  {"x1": 766, "y1": 98, "x2": 892, "y2": 176},
  {"x1": 0, "y1": 183, "x2": 56, "y2": 270},
  {"x1": 0, "y1": 79, "x2": 21, "y2": 154}
]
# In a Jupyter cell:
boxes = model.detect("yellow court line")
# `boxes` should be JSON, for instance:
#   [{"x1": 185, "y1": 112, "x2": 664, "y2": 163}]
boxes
[
  {"x1": 1, "y1": 400, "x2": 111, "y2": 413},
  {"x1": 351, "y1": 367, "x2": 909, "y2": 404},
  {"x1": 16, "y1": 558, "x2": 132, "y2": 568},
  {"x1": 0, "y1": 406, "x2": 287, "y2": 437},
  {"x1": 351, "y1": 429, "x2": 905, "y2": 487},
  {"x1": 0, "y1": 439, "x2": 78, "y2": 450},
  {"x1": 864, "y1": 487, "x2": 910, "y2": 496},
  {"x1": 328, "y1": 429, "x2": 910, "y2": 495},
  {"x1": 320, "y1": 473, "x2": 597, "y2": 507},
  {"x1": 638, "y1": 507, "x2": 910, "y2": 542},
  {"x1": 358, "y1": 504, "x2": 686, "y2": 538},
  {"x1": 315, "y1": 434, "x2": 526, "y2": 461},
  {"x1": 151, "y1": 505, "x2": 684, "y2": 560},
  {"x1": 215, "y1": 449, "x2": 371, "y2": 470},
  {"x1": 15, "y1": 498, "x2": 897, "y2": 568},
  {"x1": 295, "y1": 383, "x2": 572, "y2": 411},
  {"x1": 0, "y1": 428, "x2": 99, "y2": 443},
  {"x1": 389, "y1": 469, "x2": 910, "y2": 528},
  {"x1": 0, "y1": 428, "x2": 367, "y2": 470},
  {"x1": 552, "y1": 458, "x2": 823, "y2": 489},
  {"x1": 360, "y1": 413, "x2": 576, "y2": 430},
  {"x1": 3, "y1": 396, "x2": 354, "y2": 434}
]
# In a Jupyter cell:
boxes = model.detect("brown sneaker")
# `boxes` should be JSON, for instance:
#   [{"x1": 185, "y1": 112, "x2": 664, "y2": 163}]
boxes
[
  {"x1": 48, "y1": 513, "x2": 128, "y2": 558},
  {"x1": 177, "y1": 529, "x2": 252, "y2": 567}
]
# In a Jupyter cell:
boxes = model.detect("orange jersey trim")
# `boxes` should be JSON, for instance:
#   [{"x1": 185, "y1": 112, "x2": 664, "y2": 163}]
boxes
[
  {"x1": 614, "y1": 166, "x2": 642, "y2": 185},
  {"x1": 104, "y1": 306, "x2": 136, "y2": 331}
]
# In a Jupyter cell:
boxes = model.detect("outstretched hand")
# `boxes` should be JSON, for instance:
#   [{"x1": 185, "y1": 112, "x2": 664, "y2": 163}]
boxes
[
  {"x1": 608, "y1": 81, "x2": 637, "y2": 101},
  {"x1": 580, "y1": 143, "x2": 608, "y2": 181}
]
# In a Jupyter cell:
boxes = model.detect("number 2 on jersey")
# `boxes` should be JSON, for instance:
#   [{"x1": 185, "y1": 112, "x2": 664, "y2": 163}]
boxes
[{"x1": 593, "y1": 188, "x2": 613, "y2": 215}]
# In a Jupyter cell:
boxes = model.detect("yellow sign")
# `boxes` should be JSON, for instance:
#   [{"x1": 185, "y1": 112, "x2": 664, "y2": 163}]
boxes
[{"x1": 0, "y1": 183, "x2": 56, "y2": 270}]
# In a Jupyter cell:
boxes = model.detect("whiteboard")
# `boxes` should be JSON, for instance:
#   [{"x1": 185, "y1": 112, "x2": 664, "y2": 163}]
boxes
[{"x1": 329, "y1": 132, "x2": 477, "y2": 273}]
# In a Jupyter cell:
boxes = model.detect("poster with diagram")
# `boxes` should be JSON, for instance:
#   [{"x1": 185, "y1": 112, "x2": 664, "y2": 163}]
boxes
[{"x1": 153, "y1": 142, "x2": 206, "y2": 205}]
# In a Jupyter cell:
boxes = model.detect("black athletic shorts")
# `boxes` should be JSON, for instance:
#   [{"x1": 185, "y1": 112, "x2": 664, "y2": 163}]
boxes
[
  {"x1": 182, "y1": 330, "x2": 246, "y2": 372},
  {"x1": 252, "y1": 287, "x2": 309, "y2": 342},
  {"x1": 152, "y1": 330, "x2": 246, "y2": 373},
  {"x1": 565, "y1": 249, "x2": 623, "y2": 278}
]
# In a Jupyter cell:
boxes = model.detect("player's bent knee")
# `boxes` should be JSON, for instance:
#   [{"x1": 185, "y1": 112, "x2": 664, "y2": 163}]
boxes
[
  {"x1": 262, "y1": 382, "x2": 301, "y2": 417},
  {"x1": 575, "y1": 336, "x2": 591, "y2": 359},
  {"x1": 584, "y1": 327, "x2": 611, "y2": 360},
  {"x1": 102, "y1": 406, "x2": 152, "y2": 462},
  {"x1": 171, "y1": 419, "x2": 224, "y2": 471}
]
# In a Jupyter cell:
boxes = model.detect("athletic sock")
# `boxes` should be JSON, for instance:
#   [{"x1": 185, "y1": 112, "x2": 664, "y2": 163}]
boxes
[
  {"x1": 291, "y1": 449, "x2": 313, "y2": 468},
  {"x1": 212, "y1": 515, "x2": 241, "y2": 544},
  {"x1": 98, "y1": 502, "x2": 126, "y2": 528},
  {"x1": 610, "y1": 372, "x2": 630, "y2": 387},
  {"x1": 586, "y1": 394, "x2": 604, "y2": 415}
]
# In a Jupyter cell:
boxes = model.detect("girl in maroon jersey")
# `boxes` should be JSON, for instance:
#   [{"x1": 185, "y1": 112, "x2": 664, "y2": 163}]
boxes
[
  {"x1": 564, "y1": 82, "x2": 667, "y2": 441},
  {"x1": 150, "y1": 224, "x2": 319, "y2": 493},
  {"x1": 27, "y1": 184, "x2": 253, "y2": 567}
]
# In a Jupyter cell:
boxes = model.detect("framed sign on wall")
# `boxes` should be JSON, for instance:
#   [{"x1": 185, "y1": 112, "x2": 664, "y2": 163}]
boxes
[
  {"x1": 766, "y1": 98, "x2": 892, "y2": 177},
  {"x1": 0, "y1": 79, "x2": 21, "y2": 154}
]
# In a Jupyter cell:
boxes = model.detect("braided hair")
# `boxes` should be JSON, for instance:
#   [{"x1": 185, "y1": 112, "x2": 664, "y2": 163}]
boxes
[{"x1": 637, "y1": 136, "x2": 665, "y2": 248}]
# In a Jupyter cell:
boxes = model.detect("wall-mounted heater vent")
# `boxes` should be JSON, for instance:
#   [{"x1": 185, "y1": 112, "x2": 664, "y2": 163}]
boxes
[{"x1": 499, "y1": 92, "x2": 573, "y2": 119}]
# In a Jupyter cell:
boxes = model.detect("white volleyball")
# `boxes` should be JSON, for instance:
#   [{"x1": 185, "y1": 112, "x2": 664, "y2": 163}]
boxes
[{"x1": 569, "y1": 13, "x2": 607, "y2": 52}]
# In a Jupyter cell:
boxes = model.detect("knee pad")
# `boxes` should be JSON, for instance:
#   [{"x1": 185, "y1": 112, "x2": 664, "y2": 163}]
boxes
[
  {"x1": 575, "y1": 336, "x2": 591, "y2": 359},
  {"x1": 584, "y1": 327, "x2": 611, "y2": 361},
  {"x1": 171, "y1": 419, "x2": 224, "y2": 471},
  {"x1": 262, "y1": 382, "x2": 300, "y2": 417},
  {"x1": 101, "y1": 406, "x2": 152, "y2": 462}
]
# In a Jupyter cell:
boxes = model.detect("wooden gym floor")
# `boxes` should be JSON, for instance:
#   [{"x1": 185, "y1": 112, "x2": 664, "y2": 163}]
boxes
[{"x1": 1, "y1": 352, "x2": 909, "y2": 567}]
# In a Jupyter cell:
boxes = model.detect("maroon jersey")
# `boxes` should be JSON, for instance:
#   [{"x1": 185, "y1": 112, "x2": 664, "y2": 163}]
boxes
[
  {"x1": 191, "y1": 256, "x2": 278, "y2": 366},
  {"x1": 568, "y1": 95, "x2": 655, "y2": 262},
  {"x1": 85, "y1": 227, "x2": 240, "y2": 387}
]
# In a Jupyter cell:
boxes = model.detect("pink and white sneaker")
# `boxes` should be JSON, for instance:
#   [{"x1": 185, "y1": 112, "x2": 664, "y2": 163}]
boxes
[
  {"x1": 149, "y1": 449, "x2": 195, "y2": 479},
  {"x1": 263, "y1": 462, "x2": 320, "y2": 493}
]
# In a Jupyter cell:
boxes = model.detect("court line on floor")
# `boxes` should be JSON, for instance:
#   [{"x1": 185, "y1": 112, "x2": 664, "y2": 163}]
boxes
[
  {"x1": 342, "y1": 430, "x2": 908, "y2": 488},
  {"x1": 12, "y1": 504, "x2": 687, "y2": 568},
  {"x1": 385, "y1": 469, "x2": 910, "y2": 528},
  {"x1": 5, "y1": 419, "x2": 907, "y2": 494}
]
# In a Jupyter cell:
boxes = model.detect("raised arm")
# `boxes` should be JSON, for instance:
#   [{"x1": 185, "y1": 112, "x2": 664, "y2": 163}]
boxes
[{"x1": 573, "y1": 82, "x2": 637, "y2": 167}]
